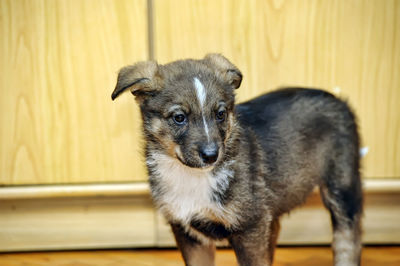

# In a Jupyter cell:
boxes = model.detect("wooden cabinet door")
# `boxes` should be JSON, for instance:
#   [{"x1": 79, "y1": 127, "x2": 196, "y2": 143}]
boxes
[{"x1": 0, "y1": 0, "x2": 148, "y2": 184}]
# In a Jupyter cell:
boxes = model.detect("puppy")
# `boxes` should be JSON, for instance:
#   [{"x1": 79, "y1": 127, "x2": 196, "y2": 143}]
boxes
[{"x1": 111, "y1": 54, "x2": 363, "y2": 266}]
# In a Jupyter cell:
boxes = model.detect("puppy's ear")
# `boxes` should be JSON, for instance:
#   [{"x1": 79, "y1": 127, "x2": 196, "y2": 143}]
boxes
[
  {"x1": 111, "y1": 61, "x2": 159, "y2": 101},
  {"x1": 203, "y1": 53, "x2": 243, "y2": 89}
]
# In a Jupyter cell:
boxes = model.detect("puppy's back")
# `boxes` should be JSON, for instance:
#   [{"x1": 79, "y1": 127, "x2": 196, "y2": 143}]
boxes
[
  {"x1": 236, "y1": 87, "x2": 358, "y2": 148},
  {"x1": 236, "y1": 88, "x2": 360, "y2": 210}
]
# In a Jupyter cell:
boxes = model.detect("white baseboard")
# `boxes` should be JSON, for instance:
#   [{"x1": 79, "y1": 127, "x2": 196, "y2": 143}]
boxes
[{"x1": 0, "y1": 180, "x2": 399, "y2": 252}]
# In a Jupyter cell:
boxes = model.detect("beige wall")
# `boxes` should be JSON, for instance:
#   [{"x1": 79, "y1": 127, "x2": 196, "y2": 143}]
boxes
[{"x1": 1, "y1": 0, "x2": 399, "y2": 185}]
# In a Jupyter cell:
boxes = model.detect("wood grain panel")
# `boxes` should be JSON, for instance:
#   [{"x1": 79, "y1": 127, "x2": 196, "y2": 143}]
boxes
[
  {"x1": 0, "y1": 0, "x2": 148, "y2": 184},
  {"x1": 154, "y1": 0, "x2": 400, "y2": 178},
  {"x1": 0, "y1": 196, "x2": 156, "y2": 251}
]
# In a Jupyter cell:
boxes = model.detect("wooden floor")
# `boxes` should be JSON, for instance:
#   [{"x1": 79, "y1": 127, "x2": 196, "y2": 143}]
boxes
[{"x1": 0, "y1": 247, "x2": 399, "y2": 266}]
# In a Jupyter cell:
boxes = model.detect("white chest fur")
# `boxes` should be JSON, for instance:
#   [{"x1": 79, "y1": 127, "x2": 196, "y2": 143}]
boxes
[{"x1": 147, "y1": 153, "x2": 238, "y2": 227}]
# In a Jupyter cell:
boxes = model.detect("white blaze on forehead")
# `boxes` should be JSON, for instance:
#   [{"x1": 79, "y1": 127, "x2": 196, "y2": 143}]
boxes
[
  {"x1": 194, "y1": 77, "x2": 206, "y2": 107},
  {"x1": 193, "y1": 77, "x2": 210, "y2": 141}
]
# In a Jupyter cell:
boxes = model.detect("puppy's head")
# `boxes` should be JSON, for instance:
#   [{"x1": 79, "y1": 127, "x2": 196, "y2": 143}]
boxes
[{"x1": 112, "y1": 54, "x2": 242, "y2": 169}]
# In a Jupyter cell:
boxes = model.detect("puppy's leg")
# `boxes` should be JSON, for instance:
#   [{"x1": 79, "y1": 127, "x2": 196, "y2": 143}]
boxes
[
  {"x1": 320, "y1": 174, "x2": 363, "y2": 266},
  {"x1": 267, "y1": 218, "x2": 281, "y2": 261},
  {"x1": 171, "y1": 223, "x2": 215, "y2": 266},
  {"x1": 229, "y1": 218, "x2": 280, "y2": 266}
]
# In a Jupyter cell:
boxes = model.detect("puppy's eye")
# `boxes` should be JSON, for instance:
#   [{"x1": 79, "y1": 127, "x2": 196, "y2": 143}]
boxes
[
  {"x1": 216, "y1": 109, "x2": 226, "y2": 122},
  {"x1": 173, "y1": 114, "x2": 187, "y2": 125}
]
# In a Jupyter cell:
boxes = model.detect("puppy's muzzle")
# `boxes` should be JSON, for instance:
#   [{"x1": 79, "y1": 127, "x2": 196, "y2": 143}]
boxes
[{"x1": 199, "y1": 143, "x2": 219, "y2": 164}]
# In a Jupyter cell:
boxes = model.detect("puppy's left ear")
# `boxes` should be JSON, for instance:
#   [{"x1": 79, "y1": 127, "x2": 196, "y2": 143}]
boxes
[
  {"x1": 203, "y1": 53, "x2": 243, "y2": 89},
  {"x1": 111, "y1": 61, "x2": 159, "y2": 101}
]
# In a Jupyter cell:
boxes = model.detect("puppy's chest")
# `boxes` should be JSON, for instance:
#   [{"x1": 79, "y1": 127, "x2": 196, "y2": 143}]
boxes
[{"x1": 148, "y1": 154, "x2": 236, "y2": 227}]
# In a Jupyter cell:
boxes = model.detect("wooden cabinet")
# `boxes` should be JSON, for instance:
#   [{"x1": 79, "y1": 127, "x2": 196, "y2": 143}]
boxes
[
  {"x1": 1, "y1": 0, "x2": 399, "y2": 183},
  {"x1": 0, "y1": 0, "x2": 399, "y2": 251}
]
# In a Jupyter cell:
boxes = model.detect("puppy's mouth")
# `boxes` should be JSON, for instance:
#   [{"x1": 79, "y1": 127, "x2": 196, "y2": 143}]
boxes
[{"x1": 174, "y1": 146, "x2": 216, "y2": 170}]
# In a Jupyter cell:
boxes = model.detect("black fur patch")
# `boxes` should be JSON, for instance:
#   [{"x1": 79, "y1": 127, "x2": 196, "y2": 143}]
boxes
[
  {"x1": 331, "y1": 186, "x2": 362, "y2": 227},
  {"x1": 236, "y1": 87, "x2": 335, "y2": 139},
  {"x1": 171, "y1": 223, "x2": 202, "y2": 246},
  {"x1": 190, "y1": 219, "x2": 233, "y2": 240},
  {"x1": 323, "y1": 159, "x2": 363, "y2": 228}
]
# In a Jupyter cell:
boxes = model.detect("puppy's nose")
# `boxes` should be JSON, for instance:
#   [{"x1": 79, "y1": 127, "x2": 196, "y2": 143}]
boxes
[{"x1": 199, "y1": 144, "x2": 219, "y2": 164}]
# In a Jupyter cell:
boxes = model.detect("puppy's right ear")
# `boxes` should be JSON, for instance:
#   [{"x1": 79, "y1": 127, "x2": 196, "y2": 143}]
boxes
[{"x1": 111, "y1": 61, "x2": 159, "y2": 101}]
